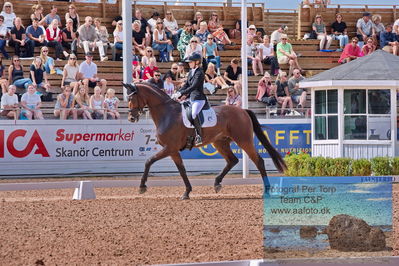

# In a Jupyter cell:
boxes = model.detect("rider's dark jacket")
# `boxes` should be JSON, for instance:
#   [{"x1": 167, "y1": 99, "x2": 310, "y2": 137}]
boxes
[{"x1": 178, "y1": 67, "x2": 207, "y2": 101}]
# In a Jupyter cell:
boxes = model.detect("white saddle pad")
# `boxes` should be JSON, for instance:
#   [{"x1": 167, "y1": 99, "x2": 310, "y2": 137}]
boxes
[{"x1": 181, "y1": 104, "x2": 217, "y2": 128}]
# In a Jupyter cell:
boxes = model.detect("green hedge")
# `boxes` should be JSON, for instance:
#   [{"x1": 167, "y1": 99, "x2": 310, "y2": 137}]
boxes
[{"x1": 285, "y1": 154, "x2": 395, "y2": 176}]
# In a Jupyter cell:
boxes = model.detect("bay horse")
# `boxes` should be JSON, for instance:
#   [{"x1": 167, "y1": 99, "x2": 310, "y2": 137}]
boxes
[{"x1": 123, "y1": 82, "x2": 286, "y2": 199}]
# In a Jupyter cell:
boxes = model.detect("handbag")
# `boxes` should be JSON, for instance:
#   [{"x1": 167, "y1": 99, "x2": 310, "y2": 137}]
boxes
[{"x1": 309, "y1": 30, "x2": 317, "y2": 40}]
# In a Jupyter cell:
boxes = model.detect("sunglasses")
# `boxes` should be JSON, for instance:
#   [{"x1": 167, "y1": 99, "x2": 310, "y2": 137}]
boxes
[
  {"x1": 207, "y1": 37, "x2": 213, "y2": 39},
  {"x1": 43, "y1": 50, "x2": 49, "y2": 52},
  {"x1": 281, "y1": 38, "x2": 287, "y2": 40},
  {"x1": 352, "y1": 41, "x2": 358, "y2": 43},
  {"x1": 13, "y1": 59, "x2": 20, "y2": 62},
  {"x1": 147, "y1": 50, "x2": 152, "y2": 52},
  {"x1": 249, "y1": 28, "x2": 255, "y2": 30},
  {"x1": 5, "y1": 6, "x2": 11, "y2": 8},
  {"x1": 185, "y1": 25, "x2": 192, "y2": 27},
  {"x1": 154, "y1": 74, "x2": 161, "y2": 77},
  {"x1": 191, "y1": 40, "x2": 197, "y2": 43},
  {"x1": 166, "y1": 13, "x2": 172, "y2": 15},
  {"x1": 212, "y1": 14, "x2": 218, "y2": 16},
  {"x1": 70, "y1": 57, "x2": 77, "y2": 60},
  {"x1": 157, "y1": 22, "x2": 163, "y2": 24},
  {"x1": 172, "y1": 68, "x2": 178, "y2": 70}
]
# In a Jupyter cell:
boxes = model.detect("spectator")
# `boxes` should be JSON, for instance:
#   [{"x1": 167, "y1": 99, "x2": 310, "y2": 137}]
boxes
[
  {"x1": 113, "y1": 20, "x2": 124, "y2": 52},
  {"x1": 205, "y1": 62, "x2": 229, "y2": 92},
  {"x1": 276, "y1": 34, "x2": 302, "y2": 77},
  {"x1": 212, "y1": 24, "x2": 233, "y2": 46},
  {"x1": 62, "y1": 18, "x2": 78, "y2": 56},
  {"x1": 259, "y1": 35, "x2": 279, "y2": 76},
  {"x1": 275, "y1": 71, "x2": 293, "y2": 116},
  {"x1": 26, "y1": 18, "x2": 47, "y2": 58},
  {"x1": 147, "y1": 69, "x2": 163, "y2": 89},
  {"x1": 195, "y1": 21, "x2": 210, "y2": 45},
  {"x1": 143, "y1": 57, "x2": 158, "y2": 80},
  {"x1": 224, "y1": 58, "x2": 242, "y2": 86},
  {"x1": 90, "y1": 86, "x2": 105, "y2": 119},
  {"x1": 141, "y1": 47, "x2": 156, "y2": 68},
  {"x1": 271, "y1": 25, "x2": 287, "y2": 50},
  {"x1": 247, "y1": 24, "x2": 257, "y2": 40},
  {"x1": 393, "y1": 17, "x2": 399, "y2": 36},
  {"x1": 288, "y1": 69, "x2": 307, "y2": 109},
  {"x1": 246, "y1": 37, "x2": 263, "y2": 76},
  {"x1": 163, "y1": 10, "x2": 179, "y2": 48},
  {"x1": 176, "y1": 62, "x2": 187, "y2": 81},
  {"x1": 132, "y1": 61, "x2": 142, "y2": 83},
  {"x1": 164, "y1": 63, "x2": 183, "y2": 88},
  {"x1": 372, "y1": 14, "x2": 384, "y2": 43},
  {"x1": 209, "y1": 13, "x2": 233, "y2": 46},
  {"x1": 254, "y1": 30, "x2": 264, "y2": 44},
  {"x1": 163, "y1": 73, "x2": 175, "y2": 97},
  {"x1": 43, "y1": 5, "x2": 62, "y2": 28},
  {"x1": 177, "y1": 21, "x2": 194, "y2": 60},
  {"x1": 8, "y1": 55, "x2": 32, "y2": 92},
  {"x1": 192, "y1": 12, "x2": 204, "y2": 32},
  {"x1": 208, "y1": 12, "x2": 221, "y2": 34},
  {"x1": 61, "y1": 54, "x2": 80, "y2": 94},
  {"x1": 30, "y1": 4, "x2": 44, "y2": 26},
  {"x1": 338, "y1": 37, "x2": 362, "y2": 63},
  {"x1": 0, "y1": 2, "x2": 15, "y2": 30},
  {"x1": 356, "y1": 12, "x2": 375, "y2": 44},
  {"x1": 46, "y1": 19, "x2": 69, "y2": 60},
  {"x1": 184, "y1": 37, "x2": 202, "y2": 61},
  {"x1": 111, "y1": 14, "x2": 122, "y2": 27},
  {"x1": 331, "y1": 13, "x2": 348, "y2": 52},
  {"x1": 93, "y1": 18, "x2": 109, "y2": 61},
  {"x1": 0, "y1": 57, "x2": 7, "y2": 95},
  {"x1": 203, "y1": 34, "x2": 221, "y2": 74},
  {"x1": 78, "y1": 16, "x2": 107, "y2": 62},
  {"x1": 313, "y1": 14, "x2": 332, "y2": 50},
  {"x1": 104, "y1": 88, "x2": 120, "y2": 119},
  {"x1": 147, "y1": 12, "x2": 160, "y2": 33},
  {"x1": 0, "y1": 15, "x2": 10, "y2": 59},
  {"x1": 132, "y1": 20, "x2": 146, "y2": 56},
  {"x1": 1, "y1": 85, "x2": 18, "y2": 119},
  {"x1": 79, "y1": 52, "x2": 107, "y2": 94},
  {"x1": 152, "y1": 19, "x2": 174, "y2": 62},
  {"x1": 73, "y1": 85, "x2": 92, "y2": 120},
  {"x1": 256, "y1": 72, "x2": 277, "y2": 108},
  {"x1": 9, "y1": 17, "x2": 30, "y2": 58},
  {"x1": 30, "y1": 57, "x2": 52, "y2": 101},
  {"x1": 380, "y1": 24, "x2": 398, "y2": 55},
  {"x1": 21, "y1": 84, "x2": 44, "y2": 120},
  {"x1": 228, "y1": 20, "x2": 242, "y2": 39},
  {"x1": 65, "y1": 4, "x2": 80, "y2": 32},
  {"x1": 225, "y1": 86, "x2": 242, "y2": 107},
  {"x1": 361, "y1": 37, "x2": 376, "y2": 56},
  {"x1": 54, "y1": 85, "x2": 76, "y2": 120},
  {"x1": 40, "y1": 46, "x2": 61, "y2": 75},
  {"x1": 132, "y1": 9, "x2": 151, "y2": 47}
]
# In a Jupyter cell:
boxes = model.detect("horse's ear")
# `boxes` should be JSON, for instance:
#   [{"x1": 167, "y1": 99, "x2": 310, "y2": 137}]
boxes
[{"x1": 122, "y1": 82, "x2": 138, "y2": 96}]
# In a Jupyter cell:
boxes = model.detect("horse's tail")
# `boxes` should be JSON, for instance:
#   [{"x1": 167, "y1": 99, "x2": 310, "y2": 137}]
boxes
[{"x1": 245, "y1": 109, "x2": 287, "y2": 173}]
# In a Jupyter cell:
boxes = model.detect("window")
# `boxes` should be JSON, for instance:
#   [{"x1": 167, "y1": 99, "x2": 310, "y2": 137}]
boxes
[{"x1": 315, "y1": 90, "x2": 338, "y2": 140}]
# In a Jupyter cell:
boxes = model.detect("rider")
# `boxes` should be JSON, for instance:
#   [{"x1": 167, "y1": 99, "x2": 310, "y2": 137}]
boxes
[{"x1": 176, "y1": 53, "x2": 207, "y2": 145}]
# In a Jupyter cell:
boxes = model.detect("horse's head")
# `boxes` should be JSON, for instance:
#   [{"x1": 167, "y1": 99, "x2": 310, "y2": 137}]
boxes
[{"x1": 122, "y1": 82, "x2": 144, "y2": 123}]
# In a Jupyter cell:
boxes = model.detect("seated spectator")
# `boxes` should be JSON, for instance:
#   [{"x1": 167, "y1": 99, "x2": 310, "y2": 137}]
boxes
[
  {"x1": 256, "y1": 72, "x2": 277, "y2": 107},
  {"x1": 380, "y1": 24, "x2": 399, "y2": 55},
  {"x1": 93, "y1": 18, "x2": 109, "y2": 61},
  {"x1": 0, "y1": 15, "x2": 10, "y2": 59},
  {"x1": 331, "y1": 13, "x2": 348, "y2": 52},
  {"x1": 361, "y1": 37, "x2": 376, "y2": 56},
  {"x1": 61, "y1": 54, "x2": 80, "y2": 95},
  {"x1": 208, "y1": 13, "x2": 233, "y2": 46},
  {"x1": 394, "y1": 18, "x2": 399, "y2": 36},
  {"x1": 65, "y1": 4, "x2": 80, "y2": 32},
  {"x1": 356, "y1": 12, "x2": 375, "y2": 44},
  {"x1": 29, "y1": 57, "x2": 52, "y2": 101},
  {"x1": 225, "y1": 86, "x2": 242, "y2": 107},
  {"x1": 40, "y1": 46, "x2": 62, "y2": 75},
  {"x1": 90, "y1": 86, "x2": 105, "y2": 119},
  {"x1": 78, "y1": 16, "x2": 107, "y2": 62},
  {"x1": 104, "y1": 88, "x2": 120, "y2": 120},
  {"x1": 163, "y1": 10, "x2": 179, "y2": 48},
  {"x1": 205, "y1": 62, "x2": 229, "y2": 92},
  {"x1": 132, "y1": 61, "x2": 143, "y2": 83},
  {"x1": 113, "y1": 20, "x2": 124, "y2": 53},
  {"x1": 26, "y1": 18, "x2": 47, "y2": 58},
  {"x1": 9, "y1": 17, "x2": 30, "y2": 58},
  {"x1": 196, "y1": 21, "x2": 210, "y2": 45},
  {"x1": 152, "y1": 19, "x2": 174, "y2": 62},
  {"x1": 111, "y1": 14, "x2": 122, "y2": 28},
  {"x1": 0, "y1": 2, "x2": 15, "y2": 30},
  {"x1": 79, "y1": 52, "x2": 107, "y2": 94},
  {"x1": 73, "y1": 85, "x2": 92, "y2": 120},
  {"x1": 276, "y1": 72, "x2": 293, "y2": 116},
  {"x1": 146, "y1": 69, "x2": 163, "y2": 89},
  {"x1": 141, "y1": 47, "x2": 156, "y2": 68},
  {"x1": 212, "y1": 24, "x2": 233, "y2": 46},
  {"x1": 271, "y1": 25, "x2": 287, "y2": 51},
  {"x1": 1, "y1": 85, "x2": 18, "y2": 119},
  {"x1": 313, "y1": 14, "x2": 332, "y2": 50},
  {"x1": 203, "y1": 34, "x2": 221, "y2": 74},
  {"x1": 147, "y1": 12, "x2": 160, "y2": 33},
  {"x1": 208, "y1": 12, "x2": 221, "y2": 34},
  {"x1": 254, "y1": 30, "x2": 264, "y2": 44},
  {"x1": 45, "y1": 20, "x2": 69, "y2": 60},
  {"x1": 132, "y1": 20, "x2": 146, "y2": 56},
  {"x1": 43, "y1": 5, "x2": 62, "y2": 28},
  {"x1": 132, "y1": 9, "x2": 151, "y2": 47},
  {"x1": 0, "y1": 57, "x2": 8, "y2": 95},
  {"x1": 192, "y1": 12, "x2": 204, "y2": 32},
  {"x1": 276, "y1": 34, "x2": 302, "y2": 77},
  {"x1": 62, "y1": 18, "x2": 78, "y2": 56},
  {"x1": 21, "y1": 84, "x2": 44, "y2": 120},
  {"x1": 8, "y1": 55, "x2": 32, "y2": 92},
  {"x1": 54, "y1": 85, "x2": 76, "y2": 120},
  {"x1": 177, "y1": 62, "x2": 187, "y2": 81},
  {"x1": 247, "y1": 24, "x2": 257, "y2": 40},
  {"x1": 259, "y1": 35, "x2": 279, "y2": 76},
  {"x1": 184, "y1": 37, "x2": 202, "y2": 61},
  {"x1": 288, "y1": 69, "x2": 307, "y2": 109},
  {"x1": 177, "y1": 22, "x2": 194, "y2": 60},
  {"x1": 229, "y1": 20, "x2": 242, "y2": 39},
  {"x1": 224, "y1": 58, "x2": 242, "y2": 86},
  {"x1": 246, "y1": 37, "x2": 263, "y2": 76},
  {"x1": 143, "y1": 57, "x2": 158, "y2": 80},
  {"x1": 30, "y1": 4, "x2": 44, "y2": 26},
  {"x1": 164, "y1": 63, "x2": 183, "y2": 88},
  {"x1": 163, "y1": 73, "x2": 175, "y2": 97},
  {"x1": 338, "y1": 37, "x2": 362, "y2": 63},
  {"x1": 372, "y1": 14, "x2": 384, "y2": 43}
]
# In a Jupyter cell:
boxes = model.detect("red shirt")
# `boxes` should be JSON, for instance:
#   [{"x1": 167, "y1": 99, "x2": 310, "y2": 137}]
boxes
[{"x1": 143, "y1": 66, "x2": 159, "y2": 80}]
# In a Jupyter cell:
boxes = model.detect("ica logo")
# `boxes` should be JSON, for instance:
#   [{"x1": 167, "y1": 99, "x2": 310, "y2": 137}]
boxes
[{"x1": 0, "y1": 130, "x2": 50, "y2": 158}]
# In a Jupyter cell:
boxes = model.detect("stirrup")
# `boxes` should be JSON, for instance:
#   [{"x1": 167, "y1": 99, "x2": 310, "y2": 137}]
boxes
[{"x1": 195, "y1": 135, "x2": 203, "y2": 145}]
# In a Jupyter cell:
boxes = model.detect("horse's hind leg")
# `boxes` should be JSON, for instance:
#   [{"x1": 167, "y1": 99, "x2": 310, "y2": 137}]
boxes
[
  {"x1": 139, "y1": 148, "x2": 170, "y2": 193},
  {"x1": 170, "y1": 152, "x2": 192, "y2": 200},
  {"x1": 212, "y1": 138, "x2": 239, "y2": 193},
  {"x1": 235, "y1": 140, "x2": 267, "y2": 178}
]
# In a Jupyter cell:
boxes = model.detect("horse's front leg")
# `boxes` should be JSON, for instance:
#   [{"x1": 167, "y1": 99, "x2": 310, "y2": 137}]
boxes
[
  {"x1": 140, "y1": 148, "x2": 170, "y2": 193},
  {"x1": 170, "y1": 152, "x2": 192, "y2": 200}
]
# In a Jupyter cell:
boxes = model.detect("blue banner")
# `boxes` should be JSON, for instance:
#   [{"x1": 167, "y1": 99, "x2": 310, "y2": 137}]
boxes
[{"x1": 181, "y1": 123, "x2": 311, "y2": 159}]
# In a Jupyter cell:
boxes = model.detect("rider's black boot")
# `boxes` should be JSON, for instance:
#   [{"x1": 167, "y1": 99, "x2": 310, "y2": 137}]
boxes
[{"x1": 193, "y1": 116, "x2": 203, "y2": 145}]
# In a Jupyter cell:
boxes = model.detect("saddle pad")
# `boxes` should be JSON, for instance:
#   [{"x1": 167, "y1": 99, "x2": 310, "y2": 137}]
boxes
[{"x1": 181, "y1": 104, "x2": 217, "y2": 128}]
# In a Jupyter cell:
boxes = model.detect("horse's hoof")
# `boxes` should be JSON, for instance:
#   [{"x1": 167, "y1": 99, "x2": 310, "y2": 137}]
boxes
[
  {"x1": 139, "y1": 186, "x2": 147, "y2": 194},
  {"x1": 180, "y1": 194, "x2": 190, "y2": 200},
  {"x1": 214, "y1": 184, "x2": 222, "y2": 193}
]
